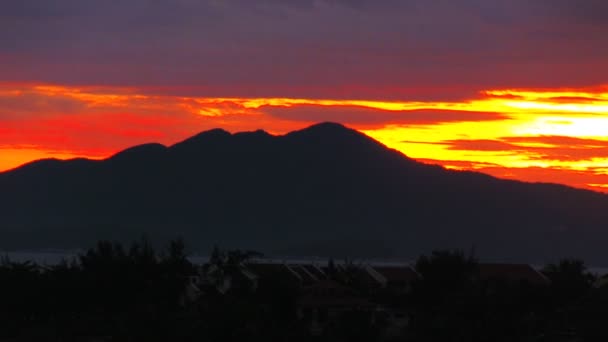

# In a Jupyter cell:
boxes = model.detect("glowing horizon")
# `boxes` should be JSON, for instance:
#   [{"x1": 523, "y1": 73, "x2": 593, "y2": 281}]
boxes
[{"x1": 1, "y1": 83, "x2": 607, "y2": 192}]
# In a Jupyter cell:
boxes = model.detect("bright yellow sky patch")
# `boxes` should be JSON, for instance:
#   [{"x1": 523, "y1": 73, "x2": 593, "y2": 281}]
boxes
[{"x1": 1, "y1": 83, "x2": 607, "y2": 191}]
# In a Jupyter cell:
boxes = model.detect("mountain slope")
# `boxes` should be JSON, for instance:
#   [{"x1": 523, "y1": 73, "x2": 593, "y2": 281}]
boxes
[{"x1": 1, "y1": 122, "x2": 607, "y2": 264}]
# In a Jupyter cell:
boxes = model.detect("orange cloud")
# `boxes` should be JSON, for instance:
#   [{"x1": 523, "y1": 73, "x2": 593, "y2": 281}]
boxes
[{"x1": 0, "y1": 82, "x2": 607, "y2": 192}]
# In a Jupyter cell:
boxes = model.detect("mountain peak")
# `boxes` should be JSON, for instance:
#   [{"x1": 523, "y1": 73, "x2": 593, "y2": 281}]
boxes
[
  {"x1": 109, "y1": 143, "x2": 167, "y2": 161},
  {"x1": 233, "y1": 129, "x2": 273, "y2": 140},
  {"x1": 307, "y1": 121, "x2": 349, "y2": 130},
  {"x1": 284, "y1": 122, "x2": 389, "y2": 156},
  {"x1": 296, "y1": 122, "x2": 350, "y2": 135},
  {"x1": 286, "y1": 122, "x2": 360, "y2": 139},
  {"x1": 187, "y1": 128, "x2": 232, "y2": 141},
  {"x1": 170, "y1": 128, "x2": 232, "y2": 150}
]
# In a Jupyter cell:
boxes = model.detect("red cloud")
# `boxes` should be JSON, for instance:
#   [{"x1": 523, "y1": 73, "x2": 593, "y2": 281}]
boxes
[{"x1": 262, "y1": 104, "x2": 508, "y2": 128}]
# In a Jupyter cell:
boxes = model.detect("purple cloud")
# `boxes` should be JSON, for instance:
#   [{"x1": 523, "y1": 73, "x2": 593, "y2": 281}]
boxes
[{"x1": 1, "y1": 0, "x2": 607, "y2": 100}]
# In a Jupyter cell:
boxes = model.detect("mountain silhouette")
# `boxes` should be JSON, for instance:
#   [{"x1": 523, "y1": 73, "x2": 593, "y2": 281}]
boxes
[{"x1": 1, "y1": 122, "x2": 608, "y2": 264}]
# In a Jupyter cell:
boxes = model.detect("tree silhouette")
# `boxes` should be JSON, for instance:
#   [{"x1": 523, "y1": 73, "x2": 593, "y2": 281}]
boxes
[
  {"x1": 415, "y1": 249, "x2": 478, "y2": 288},
  {"x1": 205, "y1": 246, "x2": 262, "y2": 293},
  {"x1": 411, "y1": 249, "x2": 481, "y2": 341},
  {"x1": 543, "y1": 258, "x2": 595, "y2": 305}
]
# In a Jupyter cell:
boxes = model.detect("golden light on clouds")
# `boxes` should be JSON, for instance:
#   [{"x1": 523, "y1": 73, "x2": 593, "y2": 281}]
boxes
[
  {"x1": 1, "y1": 83, "x2": 607, "y2": 191},
  {"x1": 512, "y1": 116, "x2": 608, "y2": 138}
]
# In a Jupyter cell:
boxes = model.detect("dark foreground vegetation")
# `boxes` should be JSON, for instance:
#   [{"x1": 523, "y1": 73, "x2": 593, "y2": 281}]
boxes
[{"x1": 1, "y1": 239, "x2": 606, "y2": 342}]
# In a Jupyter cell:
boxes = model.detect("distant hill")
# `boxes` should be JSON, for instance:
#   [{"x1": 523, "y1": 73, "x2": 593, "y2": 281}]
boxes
[{"x1": 1, "y1": 122, "x2": 608, "y2": 264}]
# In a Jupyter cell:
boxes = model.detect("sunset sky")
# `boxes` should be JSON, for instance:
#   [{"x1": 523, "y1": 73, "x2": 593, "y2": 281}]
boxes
[{"x1": 1, "y1": 0, "x2": 607, "y2": 191}]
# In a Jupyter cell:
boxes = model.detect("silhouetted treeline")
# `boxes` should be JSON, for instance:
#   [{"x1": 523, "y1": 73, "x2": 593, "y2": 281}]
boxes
[
  {"x1": 0, "y1": 238, "x2": 196, "y2": 340},
  {"x1": 1, "y1": 241, "x2": 608, "y2": 341}
]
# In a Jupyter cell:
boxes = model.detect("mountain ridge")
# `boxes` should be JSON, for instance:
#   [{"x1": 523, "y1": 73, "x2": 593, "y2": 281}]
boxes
[{"x1": 1, "y1": 122, "x2": 607, "y2": 264}]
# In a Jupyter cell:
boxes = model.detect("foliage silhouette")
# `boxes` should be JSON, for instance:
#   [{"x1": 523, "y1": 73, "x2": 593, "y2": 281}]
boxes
[{"x1": 1, "y1": 243, "x2": 608, "y2": 341}]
